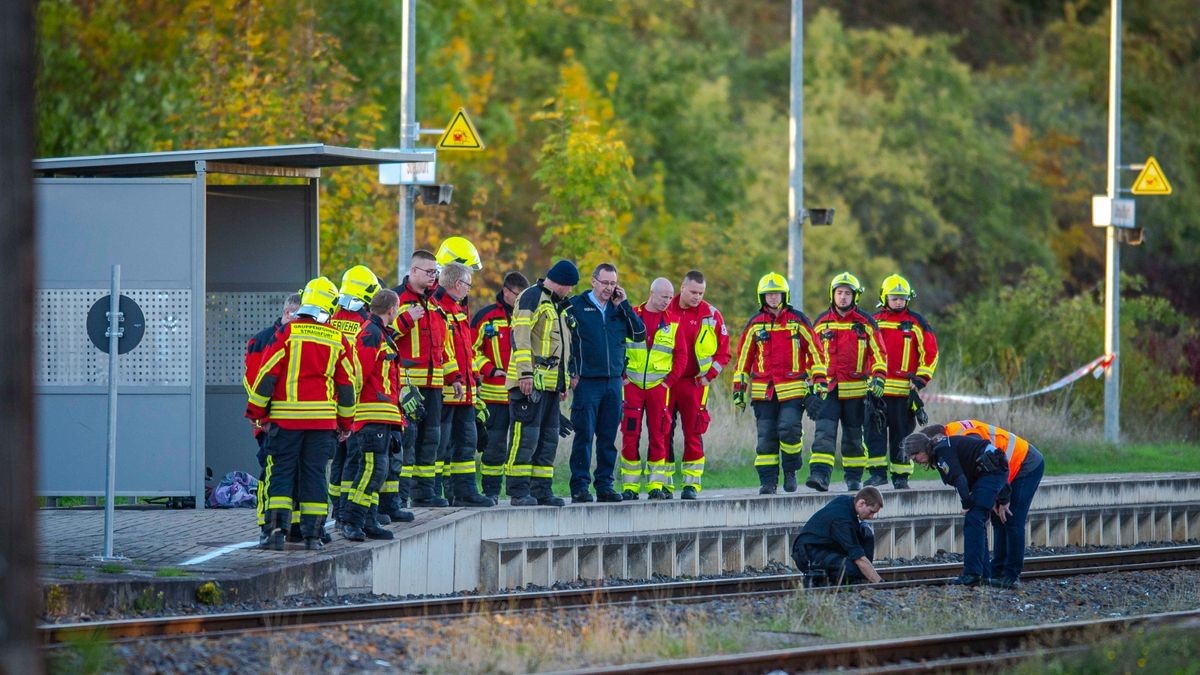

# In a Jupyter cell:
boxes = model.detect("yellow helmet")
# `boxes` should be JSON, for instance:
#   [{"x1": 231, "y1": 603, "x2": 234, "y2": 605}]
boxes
[
  {"x1": 879, "y1": 273, "x2": 915, "y2": 306},
  {"x1": 829, "y1": 271, "x2": 864, "y2": 305},
  {"x1": 298, "y1": 276, "x2": 339, "y2": 320},
  {"x1": 339, "y1": 265, "x2": 380, "y2": 306},
  {"x1": 756, "y1": 272, "x2": 790, "y2": 306},
  {"x1": 436, "y1": 236, "x2": 482, "y2": 271}
]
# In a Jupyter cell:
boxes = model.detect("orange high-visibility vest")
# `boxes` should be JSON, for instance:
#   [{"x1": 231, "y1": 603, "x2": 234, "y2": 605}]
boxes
[{"x1": 944, "y1": 419, "x2": 1030, "y2": 483}]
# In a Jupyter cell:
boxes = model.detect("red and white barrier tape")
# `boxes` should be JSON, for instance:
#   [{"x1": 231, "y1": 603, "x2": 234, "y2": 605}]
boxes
[{"x1": 925, "y1": 354, "x2": 1114, "y2": 405}]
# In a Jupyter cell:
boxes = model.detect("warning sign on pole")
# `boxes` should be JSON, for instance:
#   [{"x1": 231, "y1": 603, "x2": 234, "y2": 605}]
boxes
[
  {"x1": 437, "y1": 108, "x2": 485, "y2": 151},
  {"x1": 1131, "y1": 156, "x2": 1172, "y2": 195}
]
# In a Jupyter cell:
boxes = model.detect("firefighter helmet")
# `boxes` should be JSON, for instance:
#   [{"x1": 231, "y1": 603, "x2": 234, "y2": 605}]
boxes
[
  {"x1": 756, "y1": 272, "x2": 790, "y2": 306},
  {"x1": 339, "y1": 265, "x2": 380, "y2": 307},
  {"x1": 436, "y1": 236, "x2": 482, "y2": 271},
  {"x1": 298, "y1": 276, "x2": 339, "y2": 321},
  {"x1": 829, "y1": 272, "x2": 864, "y2": 305},
  {"x1": 879, "y1": 273, "x2": 915, "y2": 306}
]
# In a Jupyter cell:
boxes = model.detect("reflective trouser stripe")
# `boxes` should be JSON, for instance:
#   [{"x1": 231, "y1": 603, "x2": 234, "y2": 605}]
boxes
[
  {"x1": 400, "y1": 465, "x2": 414, "y2": 479},
  {"x1": 780, "y1": 440, "x2": 802, "y2": 456},
  {"x1": 382, "y1": 480, "x2": 399, "y2": 492},
  {"x1": 413, "y1": 464, "x2": 437, "y2": 478},
  {"x1": 810, "y1": 452, "x2": 836, "y2": 467},
  {"x1": 509, "y1": 464, "x2": 532, "y2": 478},
  {"x1": 480, "y1": 463, "x2": 505, "y2": 477},
  {"x1": 681, "y1": 459, "x2": 704, "y2": 490},
  {"x1": 890, "y1": 459, "x2": 914, "y2": 475},
  {"x1": 866, "y1": 454, "x2": 889, "y2": 468},
  {"x1": 531, "y1": 465, "x2": 553, "y2": 479},
  {"x1": 257, "y1": 456, "x2": 273, "y2": 527},
  {"x1": 299, "y1": 501, "x2": 326, "y2": 516},
  {"x1": 450, "y1": 460, "x2": 476, "y2": 475},
  {"x1": 349, "y1": 453, "x2": 376, "y2": 508},
  {"x1": 754, "y1": 453, "x2": 779, "y2": 467},
  {"x1": 646, "y1": 459, "x2": 669, "y2": 491},
  {"x1": 620, "y1": 457, "x2": 645, "y2": 492}
]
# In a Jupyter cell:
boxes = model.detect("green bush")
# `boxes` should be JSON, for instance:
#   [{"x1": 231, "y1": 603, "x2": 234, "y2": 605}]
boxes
[{"x1": 941, "y1": 268, "x2": 1199, "y2": 440}]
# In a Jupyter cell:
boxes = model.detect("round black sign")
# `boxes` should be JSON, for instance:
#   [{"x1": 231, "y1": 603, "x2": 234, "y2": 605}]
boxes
[{"x1": 87, "y1": 295, "x2": 146, "y2": 354}]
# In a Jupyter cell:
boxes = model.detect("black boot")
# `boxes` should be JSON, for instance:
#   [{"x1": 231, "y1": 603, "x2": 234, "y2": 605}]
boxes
[
  {"x1": 452, "y1": 476, "x2": 496, "y2": 507},
  {"x1": 305, "y1": 537, "x2": 323, "y2": 551},
  {"x1": 267, "y1": 510, "x2": 291, "y2": 551},
  {"x1": 319, "y1": 517, "x2": 333, "y2": 545},
  {"x1": 481, "y1": 475, "x2": 502, "y2": 501},
  {"x1": 805, "y1": 469, "x2": 830, "y2": 492},
  {"x1": 508, "y1": 477, "x2": 538, "y2": 506},
  {"x1": 363, "y1": 506, "x2": 395, "y2": 540},
  {"x1": 341, "y1": 522, "x2": 366, "y2": 541},
  {"x1": 864, "y1": 471, "x2": 888, "y2": 488},
  {"x1": 759, "y1": 484, "x2": 777, "y2": 495},
  {"x1": 892, "y1": 475, "x2": 910, "y2": 489},
  {"x1": 783, "y1": 471, "x2": 798, "y2": 493}
]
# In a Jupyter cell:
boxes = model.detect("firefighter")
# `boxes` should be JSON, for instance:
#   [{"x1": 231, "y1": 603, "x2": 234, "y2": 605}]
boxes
[
  {"x1": 808, "y1": 272, "x2": 887, "y2": 493},
  {"x1": 920, "y1": 421, "x2": 1045, "y2": 588},
  {"x1": 665, "y1": 270, "x2": 731, "y2": 499},
  {"x1": 865, "y1": 274, "x2": 938, "y2": 490},
  {"x1": 903, "y1": 430, "x2": 1015, "y2": 586},
  {"x1": 732, "y1": 273, "x2": 827, "y2": 494},
  {"x1": 506, "y1": 260, "x2": 579, "y2": 506},
  {"x1": 390, "y1": 250, "x2": 451, "y2": 508},
  {"x1": 247, "y1": 277, "x2": 356, "y2": 551},
  {"x1": 341, "y1": 288, "x2": 406, "y2": 541},
  {"x1": 244, "y1": 292, "x2": 299, "y2": 546},
  {"x1": 327, "y1": 265, "x2": 376, "y2": 524},
  {"x1": 620, "y1": 277, "x2": 688, "y2": 500},
  {"x1": 432, "y1": 262, "x2": 495, "y2": 507},
  {"x1": 472, "y1": 271, "x2": 530, "y2": 500}
]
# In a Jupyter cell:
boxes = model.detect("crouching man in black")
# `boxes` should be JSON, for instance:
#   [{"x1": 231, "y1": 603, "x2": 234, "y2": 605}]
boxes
[{"x1": 791, "y1": 487, "x2": 885, "y2": 585}]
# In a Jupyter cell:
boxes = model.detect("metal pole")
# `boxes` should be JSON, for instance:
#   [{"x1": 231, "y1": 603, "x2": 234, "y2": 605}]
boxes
[
  {"x1": 397, "y1": 0, "x2": 417, "y2": 283},
  {"x1": 787, "y1": 0, "x2": 805, "y2": 311},
  {"x1": 103, "y1": 265, "x2": 121, "y2": 559},
  {"x1": 1103, "y1": 0, "x2": 1121, "y2": 443}
]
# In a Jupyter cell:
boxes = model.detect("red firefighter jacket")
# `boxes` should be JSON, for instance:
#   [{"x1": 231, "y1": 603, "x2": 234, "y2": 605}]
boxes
[
  {"x1": 391, "y1": 278, "x2": 450, "y2": 389},
  {"x1": 626, "y1": 304, "x2": 690, "y2": 390},
  {"x1": 432, "y1": 286, "x2": 474, "y2": 405},
  {"x1": 668, "y1": 296, "x2": 731, "y2": 383},
  {"x1": 812, "y1": 305, "x2": 887, "y2": 400},
  {"x1": 732, "y1": 306, "x2": 827, "y2": 402},
  {"x1": 246, "y1": 316, "x2": 357, "y2": 430},
  {"x1": 244, "y1": 319, "x2": 284, "y2": 438},
  {"x1": 470, "y1": 293, "x2": 515, "y2": 404},
  {"x1": 352, "y1": 313, "x2": 406, "y2": 431},
  {"x1": 872, "y1": 306, "x2": 938, "y2": 397}
]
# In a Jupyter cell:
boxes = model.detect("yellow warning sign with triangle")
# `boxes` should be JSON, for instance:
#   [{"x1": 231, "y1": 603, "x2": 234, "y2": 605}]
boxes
[
  {"x1": 437, "y1": 108, "x2": 485, "y2": 152},
  {"x1": 1131, "y1": 156, "x2": 1172, "y2": 195}
]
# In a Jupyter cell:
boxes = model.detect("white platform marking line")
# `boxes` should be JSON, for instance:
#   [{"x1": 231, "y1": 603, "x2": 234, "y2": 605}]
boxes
[{"x1": 180, "y1": 521, "x2": 334, "y2": 566}]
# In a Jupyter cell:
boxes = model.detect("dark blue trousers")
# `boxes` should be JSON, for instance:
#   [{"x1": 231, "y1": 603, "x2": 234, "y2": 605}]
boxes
[
  {"x1": 569, "y1": 376, "x2": 623, "y2": 495},
  {"x1": 991, "y1": 460, "x2": 1044, "y2": 580},
  {"x1": 962, "y1": 472, "x2": 1008, "y2": 577}
]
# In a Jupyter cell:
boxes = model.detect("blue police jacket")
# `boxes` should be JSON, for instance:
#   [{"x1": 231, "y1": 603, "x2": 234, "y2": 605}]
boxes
[{"x1": 567, "y1": 291, "x2": 646, "y2": 379}]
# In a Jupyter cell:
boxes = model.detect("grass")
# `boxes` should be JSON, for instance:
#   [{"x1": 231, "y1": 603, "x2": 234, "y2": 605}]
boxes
[
  {"x1": 1011, "y1": 625, "x2": 1200, "y2": 674},
  {"x1": 97, "y1": 563, "x2": 126, "y2": 574},
  {"x1": 154, "y1": 567, "x2": 190, "y2": 578}
]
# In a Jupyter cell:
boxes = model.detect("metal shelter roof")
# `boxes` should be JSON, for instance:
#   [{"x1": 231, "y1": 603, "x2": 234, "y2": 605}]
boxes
[{"x1": 33, "y1": 143, "x2": 428, "y2": 178}]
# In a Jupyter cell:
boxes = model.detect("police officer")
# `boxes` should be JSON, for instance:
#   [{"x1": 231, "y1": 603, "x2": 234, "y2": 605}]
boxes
[
  {"x1": 732, "y1": 273, "x2": 827, "y2": 494},
  {"x1": 903, "y1": 430, "x2": 1013, "y2": 586},
  {"x1": 791, "y1": 487, "x2": 884, "y2": 585},
  {"x1": 506, "y1": 260, "x2": 579, "y2": 506},
  {"x1": 247, "y1": 277, "x2": 356, "y2": 550}
]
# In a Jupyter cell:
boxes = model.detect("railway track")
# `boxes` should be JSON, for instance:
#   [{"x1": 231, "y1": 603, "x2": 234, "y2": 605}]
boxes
[
  {"x1": 558, "y1": 609, "x2": 1200, "y2": 674},
  {"x1": 40, "y1": 544, "x2": 1200, "y2": 647}
]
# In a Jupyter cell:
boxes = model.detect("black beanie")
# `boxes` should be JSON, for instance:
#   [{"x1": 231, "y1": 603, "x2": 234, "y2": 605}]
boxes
[{"x1": 546, "y1": 259, "x2": 580, "y2": 286}]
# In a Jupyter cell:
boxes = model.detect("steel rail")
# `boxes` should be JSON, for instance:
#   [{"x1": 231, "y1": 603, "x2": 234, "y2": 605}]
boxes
[
  {"x1": 39, "y1": 544, "x2": 1200, "y2": 646},
  {"x1": 554, "y1": 609, "x2": 1200, "y2": 674}
]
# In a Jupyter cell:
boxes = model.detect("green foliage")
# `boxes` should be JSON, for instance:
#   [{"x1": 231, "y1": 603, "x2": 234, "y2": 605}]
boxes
[
  {"x1": 131, "y1": 588, "x2": 165, "y2": 612},
  {"x1": 195, "y1": 581, "x2": 224, "y2": 605},
  {"x1": 154, "y1": 567, "x2": 190, "y2": 578},
  {"x1": 942, "y1": 267, "x2": 1200, "y2": 437},
  {"x1": 97, "y1": 562, "x2": 126, "y2": 574}
]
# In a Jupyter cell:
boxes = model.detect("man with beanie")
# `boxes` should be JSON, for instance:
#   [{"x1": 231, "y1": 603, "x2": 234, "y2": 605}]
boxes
[
  {"x1": 505, "y1": 260, "x2": 579, "y2": 506},
  {"x1": 567, "y1": 263, "x2": 646, "y2": 503}
]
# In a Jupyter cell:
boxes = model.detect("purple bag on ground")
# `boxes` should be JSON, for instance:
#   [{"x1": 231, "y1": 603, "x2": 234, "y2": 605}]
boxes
[{"x1": 207, "y1": 470, "x2": 259, "y2": 508}]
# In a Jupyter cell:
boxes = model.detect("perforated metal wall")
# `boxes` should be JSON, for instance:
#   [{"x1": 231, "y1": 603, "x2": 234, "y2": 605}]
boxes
[
  {"x1": 205, "y1": 292, "x2": 292, "y2": 386},
  {"x1": 36, "y1": 289, "x2": 191, "y2": 386}
]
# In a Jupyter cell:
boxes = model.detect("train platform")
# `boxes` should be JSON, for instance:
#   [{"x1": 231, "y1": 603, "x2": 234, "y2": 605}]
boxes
[{"x1": 38, "y1": 473, "x2": 1200, "y2": 615}]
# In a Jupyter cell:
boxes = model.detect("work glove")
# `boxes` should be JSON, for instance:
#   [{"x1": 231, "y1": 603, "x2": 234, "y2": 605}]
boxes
[
  {"x1": 867, "y1": 376, "x2": 885, "y2": 398},
  {"x1": 558, "y1": 410, "x2": 575, "y2": 438},
  {"x1": 400, "y1": 383, "x2": 426, "y2": 423},
  {"x1": 810, "y1": 381, "x2": 829, "y2": 399},
  {"x1": 732, "y1": 389, "x2": 747, "y2": 413},
  {"x1": 910, "y1": 376, "x2": 928, "y2": 390},
  {"x1": 474, "y1": 396, "x2": 490, "y2": 425}
]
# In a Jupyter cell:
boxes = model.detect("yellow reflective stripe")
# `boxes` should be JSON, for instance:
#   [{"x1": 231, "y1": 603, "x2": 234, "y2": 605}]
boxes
[
  {"x1": 809, "y1": 452, "x2": 835, "y2": 466},
  {"x1": 509, "y1": 464, "x2": 532, "y2": 477},
  {"x1": 299, "y1": 501, "x2": 326, "y2": 515},
  {"x1": 450, "y1": 461, "x2": 476, "y2": 475},
  {"x1": 866, "y1": 455, "x2": 889, "y2": 468},
  {"x1": 780, "y1": 440, "x2": 803, "y2": 455},
  {"x1": 268, "y1": 496, "x2": 294, "y2": 510},
  {"x1": 900, "y1": 334, "x2": 912, "y2": 373},
  {"x1": 381, "y1": 480, "x2": 399, "y2": 493},
  {"x1": 531, "y1": 465, "x2": 554, "y2": 479},
  {"x1": 480, "y1": 464, "x2": 505, "y2": 477},
  {"x1": 754, "y1": 454, "x2": 779, "y2": 467}
]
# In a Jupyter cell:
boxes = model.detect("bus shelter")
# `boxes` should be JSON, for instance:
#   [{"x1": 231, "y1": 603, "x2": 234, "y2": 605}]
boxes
[{"x1": 33, "y1": 144, "x2": 421, "y2": 505}]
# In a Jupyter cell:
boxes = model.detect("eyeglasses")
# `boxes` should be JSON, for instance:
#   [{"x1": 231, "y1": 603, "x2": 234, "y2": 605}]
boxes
[
  {"x1": 414, "y1": 266, "x2": 438, "y2": 276},
  {"x1": 593, "y1": 278, "x2": 618, "y2": 287},
  {"x1": 457, "y1": 279, "x2": 473, "y2": 289}
]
